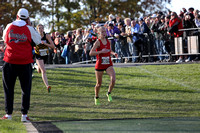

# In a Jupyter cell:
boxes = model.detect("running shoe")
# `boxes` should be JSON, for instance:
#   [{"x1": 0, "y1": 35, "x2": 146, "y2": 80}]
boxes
[
  {"x1": 47, "y1": 86, "x2": 51, "y2": 93},
  {"x1": 0, "y1": 115, "x2": 12, "y2": 120},
  {"x1": 21, "y1": 115, "x2": 31, "y2": 122},
  {"x1": 94, "y1": 98, "x2": 100, "y2": 105},
  {"x1": 106, "y1": 94, "x2": 112, "y2": 102}
]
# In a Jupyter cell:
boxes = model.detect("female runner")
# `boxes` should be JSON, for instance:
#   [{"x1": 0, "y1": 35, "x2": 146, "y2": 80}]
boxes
[
  {"x1": 35, "y1": 24, "x2": 55, "y2": 92},
  {"x1": 89, "y1": 26, "x2": 118, "y2": 105}
]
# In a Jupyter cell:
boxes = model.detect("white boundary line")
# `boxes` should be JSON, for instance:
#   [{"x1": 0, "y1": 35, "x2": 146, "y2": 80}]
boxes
[{"x1": 136, "y1": 66, "x2": 199, "y2": 91}]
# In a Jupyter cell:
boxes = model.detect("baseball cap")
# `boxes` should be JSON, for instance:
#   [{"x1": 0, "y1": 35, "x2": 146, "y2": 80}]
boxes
[
  {"x1": 151, "y1": 14, "x2": 157, "y2": 18},
  {"x1": 91, "y1": 22, "x2": 96, "y2": 25},
  {"x1": 95, "y1": 24, "x2": 101, "y2": 28},
  {"x1": 109, "y1": 14, "x2": 115, "y2": 19},
  {"x1": 17, "y1": 8, "x2": 29, "y2": 19},
  {"x1": 108, "y1": 23, "x2": 114, "y2": 27},
  {"x1": 139, "y1": 17, "x2": 144, "y2": 21}
]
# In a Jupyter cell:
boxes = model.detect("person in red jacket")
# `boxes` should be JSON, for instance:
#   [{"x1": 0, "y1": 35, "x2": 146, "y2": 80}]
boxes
[
  {"x1": 169, "y1": 12, "x2": 183, "y2": 37},
  {"x1": 89, "y1": 26, "x2": 118, "y2": 105},
  {"x1": 168, "y1": 12, "x2": 185, "y2": 63},
  {"x1": 0, "y1": 8, "x2": 41, "y2": 122}
]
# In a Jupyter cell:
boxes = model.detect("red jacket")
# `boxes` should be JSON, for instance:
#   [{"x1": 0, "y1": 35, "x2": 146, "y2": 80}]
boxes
[
  {"x1": 3, "y1": 20, "x2": 41, "y2": 64},
  {"x1": 169, "y1": 17, "x2": 183, "y2": 37}
]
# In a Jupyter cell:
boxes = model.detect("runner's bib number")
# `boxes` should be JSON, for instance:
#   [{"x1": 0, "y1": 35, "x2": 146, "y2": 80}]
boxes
[
  {"x1": 39, "y1": 49, "x2": 48, "y2": 56},
  {"x1": 101, "y1": 57, "x2": 110, "y2": 64}
]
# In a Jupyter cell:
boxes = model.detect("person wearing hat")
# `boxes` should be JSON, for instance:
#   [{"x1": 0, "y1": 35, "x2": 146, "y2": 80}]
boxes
[
  {"x1": 138, "y1": 17, "x2": 150, "y2": 62},
  {"x1": 105, "y1": 14, "x2": 116, "y2": 25},
  {"x1": 106, "y1": 22, "x2": 120, "y2": 53},
  {"x1": 88, "y1": 21, "x2": 97, "y2": 41},
  {"x1": 1, "y1": 8, "x2": 41, "y2": 122}
]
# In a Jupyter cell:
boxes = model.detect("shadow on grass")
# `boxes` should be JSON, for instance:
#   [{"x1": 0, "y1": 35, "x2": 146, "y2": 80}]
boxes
[
  {"x1": 115, "y1": 84, "x2": 198, "y2": 94},
  {"x1": 48, "y1": 68, "x2": 94, "y2": 75},
  {"x1": 114, "y1": 95, "x2": 200, "y2": 104},
  {"x1": 47, "y1": 76, "x2": 96, "y2": 88}
]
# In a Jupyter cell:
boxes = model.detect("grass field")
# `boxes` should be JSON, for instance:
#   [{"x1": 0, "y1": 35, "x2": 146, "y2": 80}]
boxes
[{"x1": 0, "y1": 63, "x2": 200, "y2": 132}]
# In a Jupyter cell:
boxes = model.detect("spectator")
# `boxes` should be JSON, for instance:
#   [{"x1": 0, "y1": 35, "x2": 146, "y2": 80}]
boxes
[
  {"x1": 195, "y1": 15, "x2": 200, "y2": 27},
  {"x1": 168, "y1": 12, "x2": 184, "y2": 63},
  {"x1": 117, "y1": 22, "x2": 129, "y2": 63},
  {"x1": 151, "y1": 14, "x2": 164, "y2": 62},
  {"x1": 163, "y1": 15, "x2": 173, "y2": 61},
  {"x1": 1, "y1": 8, "x2": 41, "y2": 122},
  {"x1": 188, "y1": 7, "x2": 195, "y2": 20},
  {"x1": 130, "y1": 20, "x2": 140, "y2": 62},
  {"x1": 47, "y1": 32, "x2": 55, "y2": 64},
  {"x1": 53, "y1": 31, "x2": 61, "y2": 64},
  {"x1": 62, "y1": 31, "x2": 73, "y2": 64},
  {"x1": 74, "y1": 28, "x2": 83, "y2": 62},
  {"x1": 115, "y1": 15, "x2": 124, "y2": 26},
  {"x1": 138, "y1": 17, "x2": 150, "y2": 62},
  {"x1": 123, "y1": 18, "x2": 132, "y2": 63},
  {"x1": 106, "y1": 23, "x2": 120, "y2": 53},
  {"x1": 105, "y1": 14, "x2": 115, "y2": 25},
  {"x1": 82, "y1": 28, "x2": 92, "y2": 63}
]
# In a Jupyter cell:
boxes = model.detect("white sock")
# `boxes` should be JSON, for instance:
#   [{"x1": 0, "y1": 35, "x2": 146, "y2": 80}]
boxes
[
  {"x1": 22, "y1": 114, "x2": 27, "y2": 117},
  {"x1": 5, "y1": 114, "x2": 12, "y2": 118}
]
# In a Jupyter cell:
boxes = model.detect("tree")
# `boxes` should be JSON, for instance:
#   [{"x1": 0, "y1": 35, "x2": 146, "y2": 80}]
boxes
[
  {"x1": 1, "y1": 0, "x2": 171, "y2": 34},
  {"x1": 80, "y1": 0, "x2": 171, "y2": 22},
  {"x1": 0, "y1": 0, "x2": 48, "y2": 29},
  {"x1": 43, "y1": 0, "x2": 82, "y2": 33}
]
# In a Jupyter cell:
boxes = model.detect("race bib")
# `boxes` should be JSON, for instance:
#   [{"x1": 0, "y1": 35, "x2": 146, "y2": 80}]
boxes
[
  {"x1": 39, "y1": 49, "x2": 48, "y2": 56},
  {"x1": 101, "y1": 57, "x2": 110, "y2": 64}
]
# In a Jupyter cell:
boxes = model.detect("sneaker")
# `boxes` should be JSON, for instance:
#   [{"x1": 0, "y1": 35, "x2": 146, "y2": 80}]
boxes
[
  {"x1": 0, "y1": 115, "x2": 12, "y2": 120},
  {"x1": 47, "y1": 86, "x2": 51, "y2": 93},
  {"x1": 94, "y1": 98, "x2": 100, "y2": 105},
  {"x1": 176, "y1": 58, "x2": 183, "y2": 63},
  {"x1": 185, "y1": 58, "x2": 190, "y2": 62},
  {"x1": 124, "y1": 58, "x2": 128, "y2": 64},
  {"x1": 193, "y1": 57, "x2": 199, "y2": 61},
  {"x1": 21, "y1": 115, "x2": 31, "y2": 122},
  {"x1": 106, "y1": 94, "x2": 112, "y2": 102}
]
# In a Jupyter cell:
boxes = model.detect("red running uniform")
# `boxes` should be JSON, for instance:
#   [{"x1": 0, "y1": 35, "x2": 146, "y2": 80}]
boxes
[{"x1": 95, "y1": 39, "x2": 113, "y2": 70}]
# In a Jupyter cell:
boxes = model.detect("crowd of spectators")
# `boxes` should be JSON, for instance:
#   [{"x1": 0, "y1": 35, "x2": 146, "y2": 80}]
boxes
[{"x1": 1, "y1": 7, "x2": 200, "y2": 65}]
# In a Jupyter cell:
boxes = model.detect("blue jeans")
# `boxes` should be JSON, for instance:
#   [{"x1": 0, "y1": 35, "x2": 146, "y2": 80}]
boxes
[
  {"x1": 121, "y1": 42, "x2": 130, "y2": 61},
  {"x1": 132, "y1": 41, "x2": 138, "y2": 62},
  {"x1": 61, "y1": 45, "x2": 71, "y2": 64},
  {"x1": 155, "y1": 39, "x2": 164, "y2": 61},
  {"x1": 115, "y1": 41, "x2": 121, "y2": 63},
  {"x1": 128, "y1": 42, "x2": 138, "y2": 62}
]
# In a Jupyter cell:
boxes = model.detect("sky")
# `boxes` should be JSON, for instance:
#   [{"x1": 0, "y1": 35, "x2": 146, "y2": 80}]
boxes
[{"x1": 167, "y1": 0, "x2": 200, "y2": 13}]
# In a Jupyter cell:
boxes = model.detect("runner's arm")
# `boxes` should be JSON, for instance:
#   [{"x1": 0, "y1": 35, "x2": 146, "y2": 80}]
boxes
[
  {"x1": 43, "y1": 34, "x2": 55, "y2": 49},
  {"x1": 89, "y1": 40, "x2": 110, "y2": 56}
]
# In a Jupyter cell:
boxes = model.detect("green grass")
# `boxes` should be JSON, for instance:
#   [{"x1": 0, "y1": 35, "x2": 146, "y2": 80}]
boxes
[{"x1": 0, "y1": 64, "x2": 200, "y2": 132}]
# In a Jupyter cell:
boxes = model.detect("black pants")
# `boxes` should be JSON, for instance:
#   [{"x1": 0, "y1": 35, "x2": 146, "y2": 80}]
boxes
[{"x1": 2, "y1": 62, "x2": 32, "y2": 114}]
